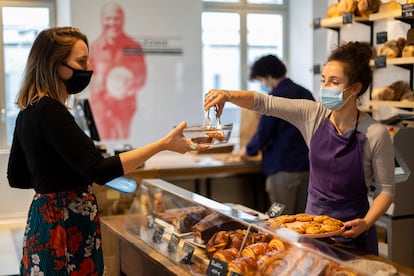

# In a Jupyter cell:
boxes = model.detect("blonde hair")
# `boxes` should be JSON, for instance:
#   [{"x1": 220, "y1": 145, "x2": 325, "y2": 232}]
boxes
[{"x1": 16, "y1": 27, "x2": 89, "y2": 109}]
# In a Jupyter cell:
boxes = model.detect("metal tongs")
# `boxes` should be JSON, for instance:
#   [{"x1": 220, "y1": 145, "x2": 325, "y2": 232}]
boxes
[{"x1": 204, "y1": 105, "x2": 222, "y2": 129}]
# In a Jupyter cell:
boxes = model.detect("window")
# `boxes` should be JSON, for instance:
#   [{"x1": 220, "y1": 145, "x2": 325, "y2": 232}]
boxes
[
  {"x1": 0, "y1": 2, "x2": 54, "y2": 148},
  {"x1": 202, "y1": 0, "x2": 286, "y2": 139}
]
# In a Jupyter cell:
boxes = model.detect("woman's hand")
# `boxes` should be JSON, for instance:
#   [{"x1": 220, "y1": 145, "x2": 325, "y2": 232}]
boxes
[
  {"x1": 340, "y1": 218, "x2": 369, "y2": 238},
  {"x1": 204, "y1": 89, "x2": 231, "y2": 116},
  {"x1": 164, "y1": 121, "x2": 208, "y2": 153}
]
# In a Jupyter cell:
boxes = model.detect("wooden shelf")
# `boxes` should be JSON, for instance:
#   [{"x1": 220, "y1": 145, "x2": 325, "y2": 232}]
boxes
[
  {"x1": 369, "y1": 57, "x2": 414, "y2": 67},
  {"x1": 319, "y1": 10, "x2": 403, "y2": 29},
  {"x1": 369, "y1": 100, "x2": 414, "y2": 108}
]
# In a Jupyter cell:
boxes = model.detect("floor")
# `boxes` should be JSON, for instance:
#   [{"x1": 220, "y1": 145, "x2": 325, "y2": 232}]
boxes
[{"x1": 0, "y1": 218, "x2": 25, "y2": 276}]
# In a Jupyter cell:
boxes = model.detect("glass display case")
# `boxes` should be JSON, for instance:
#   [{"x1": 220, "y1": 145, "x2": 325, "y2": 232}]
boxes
[{"x1": 124, "y1": 179, "x2": 400, "y2": 276}]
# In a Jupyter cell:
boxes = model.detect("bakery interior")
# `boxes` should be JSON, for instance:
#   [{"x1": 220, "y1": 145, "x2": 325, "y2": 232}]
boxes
[{"x1": 1, "y1": 0, "x2": 414, "y2": 275}]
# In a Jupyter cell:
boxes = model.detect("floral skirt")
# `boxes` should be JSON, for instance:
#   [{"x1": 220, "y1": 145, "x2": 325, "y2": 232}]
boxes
[{"x1": 21, "y1": 185, "x2": 105, "y2": 276}]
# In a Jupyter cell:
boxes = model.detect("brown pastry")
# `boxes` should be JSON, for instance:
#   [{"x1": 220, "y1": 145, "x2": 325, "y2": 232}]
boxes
[
  {"x1": 227, "y1": 229, "x2": 254, "y2": 250},
  {"x1": 212, "y1": 247, "x2": 239, "y2": 263},
  {"x1": 268, "y1": 237, "x2": 286, "y2": 252},
  {"x1": 241, "y1": 242, "x2": 270, "y2": 260},
  {"x1": 325, "y1": 262, "x2": 359, "y2": 275},
  {"x1": 290, "y1": 251, "x2": 329, "y2": 275},
  {"x1": 379, "y1": 0, "x2": 402, "y2": 13},
  {"x1": 295, "y1": 213, "x2": 314, "y2": 222},
  {"x1": 206, "y1": 231, "x2": 230, "y2": 257},
  {"x1": 227, "y1": 256, "x2": 257, "y2": 276},
  {"x1": 257, "y1": 249, "x2": 291, "y2": 275},
  {"x1": 251, "y1": 232, "x2": 272, "y2": 244},
  {"x1": 192, "y1": 212, "x2": 246, "y2": 244},
  {"x1": 313, "y1": 215, "x2": 330, "y2": 223},
  {"x1": 356, "y1": 0, "x2": 381, "y2": 18}
]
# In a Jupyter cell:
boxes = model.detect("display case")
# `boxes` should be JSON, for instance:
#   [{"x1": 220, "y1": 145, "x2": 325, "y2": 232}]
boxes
[{"x1": 123, "y1": 179, "x2": 404, "y2": 276}]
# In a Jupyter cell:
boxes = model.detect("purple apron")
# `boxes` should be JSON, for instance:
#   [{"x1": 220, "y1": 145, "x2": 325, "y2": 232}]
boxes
[{"x1": 306, "y1": 112, "x2": 378, "y2": 255}]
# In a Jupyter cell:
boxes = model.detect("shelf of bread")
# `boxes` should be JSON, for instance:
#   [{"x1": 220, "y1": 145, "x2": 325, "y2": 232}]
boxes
[
  {"x1": 320, "y1": 16, "x2": 370, "y2": 29},
  {"x1": 368, "y1": 9, "x2": 402, "y2": 21},
  {"x1": 124, "y1": 178, "x2": 402, "y2": 275},
  {"x1": 369, "y1": 57, "x2": 414, "y2": 67},
  {"x1": 369, "y1": 100, "x2": 414, "y2": 108}
]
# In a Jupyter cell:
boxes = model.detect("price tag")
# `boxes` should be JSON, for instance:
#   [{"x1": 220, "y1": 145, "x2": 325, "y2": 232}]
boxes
[
  {"x1": 230, "y1": 272, "x2": 242, "y2": 276},
  {"x1": 180, "y1": 242, "x2": 195, "y2": 264},
  {"x1": 266, "y1": 202, "x2": 285, "y2": 218},
  {"x1": 374, "y1": 56, "x2": 387, "y2": 69},
  {"x1": 152, "y1": 225, "x2": 164, "y2": 244},
  {"x1": 402, "y1": 4, "x2": 414, "y2": 17},
  {"x1": 206, "y1": 258, "x2": 228, "y2": 276},
  {"x1": 313, "y1": 18, "x2": 321, "y2": 29},
  {"x1": 167, "y1": 233, "x2": 180, "y2": 253},
  {"x1": 147, "y1": 214, "x2": 155, "y2": 229},
  {"x1": 376, "y1": 32, "x2": 388, "y2": 45},
  {"x1": 342, "y1": 12, "x2": 353, "y2": 24}
]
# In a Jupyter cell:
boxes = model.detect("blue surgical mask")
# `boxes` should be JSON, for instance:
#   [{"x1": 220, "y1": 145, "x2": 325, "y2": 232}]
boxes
[
  {"x1": 319, "y1": 86, "x2": 352, "y2": 110},
  {"x1": 260, "y1": 83, "x2": 272, "y2": 93}
]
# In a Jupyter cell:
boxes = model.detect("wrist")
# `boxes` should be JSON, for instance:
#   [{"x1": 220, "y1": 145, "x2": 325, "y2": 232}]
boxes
[{"x1": 223, "y1": 90, "x2": 231, "y2": 101}]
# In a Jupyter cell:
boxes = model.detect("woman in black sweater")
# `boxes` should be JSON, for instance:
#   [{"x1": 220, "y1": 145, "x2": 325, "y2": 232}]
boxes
[{"x1": 7, "y1": 27, "x2": 197, "y2": 276}]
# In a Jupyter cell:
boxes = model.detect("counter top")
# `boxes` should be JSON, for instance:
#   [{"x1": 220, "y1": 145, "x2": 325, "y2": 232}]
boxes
[{"x1": 101, "y1": 215, "x2": 414, "y2": 276}]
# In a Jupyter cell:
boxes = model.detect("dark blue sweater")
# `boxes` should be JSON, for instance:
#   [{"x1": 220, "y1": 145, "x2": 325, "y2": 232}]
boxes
[{"x1": 246, "y1": 78, "x2": 315, "y2": 176}]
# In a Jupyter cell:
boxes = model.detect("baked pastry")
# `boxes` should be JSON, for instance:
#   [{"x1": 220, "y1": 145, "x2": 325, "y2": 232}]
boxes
[
  {"x1": 356, "y1": 0, "x2": 381, "y2": 18},
  {"x1": 212, "y1": 247, "x2": 239, "y2": 263},
  {"x1": 325, "y1": 262, "x2": 359, "y2": 275},
  {"x1": 206, "y1": 231, "x2": 230, "y2": 257},
  {"x1": 192, "y1": 212, "x2": 246, "y2": 244},
  {"x1": 268, "y1": 237, "x2": 286, "y2": 252},
  {"x1": 227, "y1": 256, "x2": 257, "y2": 276},
  {"x1": 379, "y1": 0, "x2": 402, "y2": 13},
  {"x1": 378, "y1": 38, "x2": 406, "y2": 58},
  {"x1": 290, "y1": 251, "x2": 329, "y2": 275},
  {"x1": 241, "y1": 242, "x2": 270, "y2": 260},
  {"x1": 227, "y1": 229, "x2": 254, "y2": 250}
]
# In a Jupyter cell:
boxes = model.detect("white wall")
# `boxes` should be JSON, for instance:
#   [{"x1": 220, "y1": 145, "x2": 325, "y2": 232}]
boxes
[{"x1": 288, "y1": 0, "x2": 314, "y2": 95}]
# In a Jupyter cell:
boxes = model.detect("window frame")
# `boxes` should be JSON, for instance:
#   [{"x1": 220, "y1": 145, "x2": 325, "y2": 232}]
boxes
[
  {"x1": 0, "y1": 0, "x2": 55, "y2": 149},
  {"x1": 203, "y1": 0, "x2": 288, "y2": 90}
]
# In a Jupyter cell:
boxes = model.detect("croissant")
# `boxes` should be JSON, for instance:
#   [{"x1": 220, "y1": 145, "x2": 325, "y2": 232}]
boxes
[
  {"x1": 227, "y1": 256, "x2": 257, "y2": 276},
  {"x1": 206, "y1": 231, "x2": 229, "y2": 257},
  {"x1": 212, "y1": 248, "x2": 239, "y2": 263},
  {"x1": 257, "y1": 251, "x2": 290, "y2": 276},
  {"x1": 268, "y1": 237, "x2": 286, "y2": 252},
  {"x1": 241, "y1": 242, "x2": 270, "y2": 260},
  {"x1": 252, "y1": 233, "x2": 272, "y2": 244},
  {"x1": 290, "y1": 251, "x2": 329, "y2": 275}
]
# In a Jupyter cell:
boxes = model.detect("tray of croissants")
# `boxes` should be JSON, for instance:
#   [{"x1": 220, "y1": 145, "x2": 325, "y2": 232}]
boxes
[{"x1": 205, "y1": 229, "x2": 365, "y2": 275}]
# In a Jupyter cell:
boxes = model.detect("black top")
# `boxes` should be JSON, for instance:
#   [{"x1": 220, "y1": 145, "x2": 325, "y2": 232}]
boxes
[
  {"x1": 246, "y1": 78, "x2": 315, "y2": 175},
  {"x1": 7, "y1": 96, "x2": 123, "y2": 193}
]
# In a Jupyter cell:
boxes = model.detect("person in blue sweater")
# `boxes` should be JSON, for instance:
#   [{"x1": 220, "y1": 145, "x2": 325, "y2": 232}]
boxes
[{"x1": 238, "y1": 55, "x2": 315, "y2": 214}]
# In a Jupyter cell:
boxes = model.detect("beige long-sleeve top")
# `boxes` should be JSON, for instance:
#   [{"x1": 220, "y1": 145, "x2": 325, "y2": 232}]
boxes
[{"x1": 251, "y1": 92, "x2": 396, "y2": 199}]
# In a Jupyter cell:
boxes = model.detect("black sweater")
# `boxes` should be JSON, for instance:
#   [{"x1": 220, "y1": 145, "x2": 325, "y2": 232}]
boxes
[{"x1": 7, "y1": 97, "x2": 123, "y2": 193}]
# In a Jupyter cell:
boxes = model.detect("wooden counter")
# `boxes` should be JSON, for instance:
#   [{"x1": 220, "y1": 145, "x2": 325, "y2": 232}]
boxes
[
  {"x1": 96, "y1": 152, "x2": 265, "y2": 216},
  {"x1": 101, "y1": 215, "x2": 414, "y2": 276}
]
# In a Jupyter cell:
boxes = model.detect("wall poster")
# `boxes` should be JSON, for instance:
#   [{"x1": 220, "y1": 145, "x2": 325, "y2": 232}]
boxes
[{"x1": 71, "y1": 0, "x2": 203, "y2": 149}]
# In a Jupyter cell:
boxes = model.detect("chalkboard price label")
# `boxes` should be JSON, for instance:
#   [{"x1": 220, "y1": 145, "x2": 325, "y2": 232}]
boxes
[
  {"x1": 206, "y1": 258, "x2": 228, "y2": 276},
  {"x1": 376, "y1": 32, "x2": 388, "y2": 44},
  {"x1": 167, "y1": 233, "x2": 180, "y2": 253},
  {"x1": 342, "y1": 12, "x2": 353, "y2": 24},
  {"x1": 147, "y1": 214, "x2": 155, "y2": 229},
  {"x1": 313, "y1": 18, "x2": 321, "y2": 29},
  {"x1": 180, "y1": 242, "x2": 195, "y2": 264},
  {"x1": 402, "y1": 4, "x2": 414, "y2": 17},
  {"x1": 152, "y1": 225, "x2": 164, "y2": 244},
  {"x1": 266, "y1": 202, "x2": 285, "y2": 218},
  {"x1": 374, "y1": 56, "x2": 387, "y2": 69}
]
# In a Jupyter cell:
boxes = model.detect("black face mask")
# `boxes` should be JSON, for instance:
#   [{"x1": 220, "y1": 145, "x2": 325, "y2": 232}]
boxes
[{"x1": 62, "y1": 64, "x2": 93, "y2": 94}]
